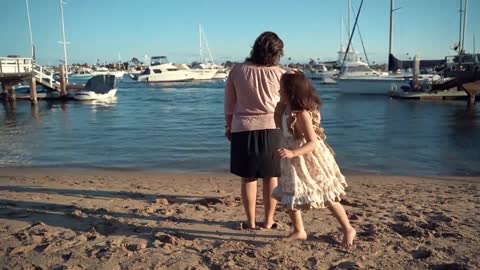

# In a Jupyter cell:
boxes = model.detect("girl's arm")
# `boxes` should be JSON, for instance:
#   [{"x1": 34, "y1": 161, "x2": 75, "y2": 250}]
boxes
[{"x1": 278, "y1": 110, "x2": 317, "y2": 158}]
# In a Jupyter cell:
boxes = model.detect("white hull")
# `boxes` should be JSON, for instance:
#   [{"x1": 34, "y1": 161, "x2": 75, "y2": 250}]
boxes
[
  {"x1": 389, "y1": 88, "x2": 473, "y2": 99},
  {"x1": 137, "y1": 71, "x2": 194, "y2": 82},
  {"x1": 191, "y1": 69, "x2": 217, "y2": 80},
  {"x1": 212, "y1": 71, "x2": 229, "y2": 79},
  {"x1": 337, "y1": 77, "x2": 410, "y2": 95},
  {"x1": 95, "y1": 70, "x2": 125, "y2": 79},
  {"x1": 305, "y1": 71, "x2": 337, "y2": 84},
  {"x1": 73, "y1": 88, "x2": 117, "y2": 100},
  {"x1": 109, "y1": 71, "x2": 125, "y2": 79},
  {"x1": 71, "y1": 74, "x2": 94, "y2": 79}
]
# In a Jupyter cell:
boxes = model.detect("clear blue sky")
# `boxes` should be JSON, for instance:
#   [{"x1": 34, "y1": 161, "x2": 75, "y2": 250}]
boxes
[{"x1": 1, "y1": 0, "x2": 479, "y2": 65}]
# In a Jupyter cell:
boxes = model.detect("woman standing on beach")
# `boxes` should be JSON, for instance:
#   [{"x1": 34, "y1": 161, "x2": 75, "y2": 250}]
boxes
[{"x1": 224, "y1": 31, "x2": 285, "y2": 229}]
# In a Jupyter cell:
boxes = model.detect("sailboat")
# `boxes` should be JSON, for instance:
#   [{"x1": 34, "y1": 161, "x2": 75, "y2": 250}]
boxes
[
  {"x1": 190, "y1": 24, "x2": 229, "y2": 80},
  {"x1": 337, "y1": 0, "x2": 446, "y2": 95}
]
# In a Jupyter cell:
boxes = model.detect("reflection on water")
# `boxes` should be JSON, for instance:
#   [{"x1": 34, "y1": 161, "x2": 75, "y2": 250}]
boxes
[{"x1": 0, "y1": 80, "x2": 479, "y2": 176}]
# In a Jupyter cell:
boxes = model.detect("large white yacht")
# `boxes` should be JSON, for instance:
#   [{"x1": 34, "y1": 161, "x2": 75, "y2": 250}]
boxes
[
  {"x1": 134, "y1": 56, "x2": 194, "y2": 82},
  {"x1": 336, "y1": 60, "x2": 410, "y2": 94}
]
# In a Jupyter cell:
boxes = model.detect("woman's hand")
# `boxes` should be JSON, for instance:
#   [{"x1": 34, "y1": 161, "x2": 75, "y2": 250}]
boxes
[
  {"x1": 225, "y1": 129, "x2": 232, "y2": 141},
  {"x1": 278, "y1": 148, "x2": 295, "y2": 159}
]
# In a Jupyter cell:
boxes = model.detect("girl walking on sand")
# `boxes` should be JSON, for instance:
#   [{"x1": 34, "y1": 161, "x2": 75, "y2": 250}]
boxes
[{"x1": 272, "y1": 71, "x2": 356, "y2": 246}]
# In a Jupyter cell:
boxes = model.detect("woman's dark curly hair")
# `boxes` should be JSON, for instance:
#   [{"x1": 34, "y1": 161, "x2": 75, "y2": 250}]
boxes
[
  {"x1": 246, "y1": 31, "x2": 284, "y2": 66},
  {"x1": 281, "y1": 71, "x2": 321, "y2": 111}
]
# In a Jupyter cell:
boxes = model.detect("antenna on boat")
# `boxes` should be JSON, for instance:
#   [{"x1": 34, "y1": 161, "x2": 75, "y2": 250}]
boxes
[
  {"x1": 59, "y1": 0, "x2": 70, "y2": 82},
  {"x1": 25, "y1": 0, "x2": 34, "y2": 60}
]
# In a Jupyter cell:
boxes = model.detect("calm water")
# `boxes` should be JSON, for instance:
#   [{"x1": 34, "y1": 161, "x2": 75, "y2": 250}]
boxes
[{"x1": 1, "y1": 78, "x2": 479, "y2": 176}]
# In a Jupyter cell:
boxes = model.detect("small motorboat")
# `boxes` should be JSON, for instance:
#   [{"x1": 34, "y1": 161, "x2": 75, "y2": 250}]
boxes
[
  {"x1": 15, "y1": 85, "x2": 64, "y2": 100},
  {"x1": 73, "y1": 75, "x2": 117, "y2": 101}
]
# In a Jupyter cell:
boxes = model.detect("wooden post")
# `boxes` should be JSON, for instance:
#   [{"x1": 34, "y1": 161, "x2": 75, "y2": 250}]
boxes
[
  {"x1": 29, "y1": 76, "x2": 37, "y2": 104},
  {"x1": 59, "y1": 64, "x2": 66, "y2": 96},
  {"x1": 412, "y1": 55, "x2": 420, "y2": 89},
  {"x1": 6, "y1": 82, "x2": 15, "y2": 102}
]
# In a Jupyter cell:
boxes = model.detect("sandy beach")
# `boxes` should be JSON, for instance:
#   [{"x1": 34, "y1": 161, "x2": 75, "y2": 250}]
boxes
[{"x1": 0, "y1": 168, "x2": 479, "y2": 269}]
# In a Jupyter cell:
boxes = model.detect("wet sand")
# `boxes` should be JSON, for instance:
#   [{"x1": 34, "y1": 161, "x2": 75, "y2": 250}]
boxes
[{"x1": 0, "y1": 168, "x2": 479, "y2": 269}]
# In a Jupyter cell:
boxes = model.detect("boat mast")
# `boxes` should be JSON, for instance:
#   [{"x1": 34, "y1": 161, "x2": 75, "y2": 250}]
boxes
[
  {"x1": 199, "y1": 24, "x2": 203, "y2": 63},
  {"x1": 389, "y1": 0, "x2": 394, "y2": 58},
  {"x1": 340, "y1": 15, "x2": 344, "y2": 51},
  {"x1": 59, "y1": 0, "x2": 69, "y2": 82},
  {"x1": 25, "y1": 0, "x2": 34, "y2": 60},
  {"x1": 348, "y1": 0, "x2": 351, "y2": 39},
  {"x1": 461, "y1": 0, "x2": 468, "y2": 53},
  {"x1": 203, "y1": 28, "x2": 215, "y2": 65},
  {"x1": 459, "y1": 0, "x2": 463, "y2": 54}
]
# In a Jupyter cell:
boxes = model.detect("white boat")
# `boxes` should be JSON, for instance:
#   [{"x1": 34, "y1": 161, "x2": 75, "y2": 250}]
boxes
[
  {"x1": 190, "y1": 63, "x2": 217, "y2": 80},
  {"x1": 15, "y1": 85, "x2": 64, "y2": 99},
  {"x1": 73, "y1": 74, "x2": 117, "y2": 100},
  {"x1": 212, "y1": 68, "x2": 229, "y2": 79},
  {"x1": 304, "y1": 64, "x2": 337, "y2": 84},
  {"x1": 94, "y1": 67, "x2": 125, "y2": 79},
  {"x1": 337, "y1": 0, "x2": 444, "y2": 95},
  {"x1": 192, "y1": 24, "x2": 230, "y2": 80},
  {"x1": 336, "y1": 57, "x2": 410, "y2": 94},
  {"x1": 134, "y1": 56, "x2": 194, "y2": 82},
  {"x1": 71, "y1": 68, "x2": 95, "y2": 79}
]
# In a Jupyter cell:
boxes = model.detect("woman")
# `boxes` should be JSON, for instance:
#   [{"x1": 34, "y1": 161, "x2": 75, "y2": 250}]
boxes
[{"x1": 224, "y1": 31, "x2": 285, "y2": 229}]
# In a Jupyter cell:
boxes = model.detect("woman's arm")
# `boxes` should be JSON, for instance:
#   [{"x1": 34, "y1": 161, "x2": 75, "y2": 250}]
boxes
[{"x1": 278, "y1": 110, "x2": 317, "y2": 158}]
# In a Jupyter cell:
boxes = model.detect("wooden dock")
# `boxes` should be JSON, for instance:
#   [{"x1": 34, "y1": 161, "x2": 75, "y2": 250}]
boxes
[{"x1": 0, "y1": 56, "x2": 70, "y2": 104}]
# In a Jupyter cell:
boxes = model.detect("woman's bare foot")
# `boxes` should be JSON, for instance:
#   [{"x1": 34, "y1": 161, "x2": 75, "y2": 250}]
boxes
[
  {"x1": 285, "y1": 230, "x2": 307, "y2": 241},
  {"x1": 341, "y1": 227, "x2": 356, "y2": 247}
]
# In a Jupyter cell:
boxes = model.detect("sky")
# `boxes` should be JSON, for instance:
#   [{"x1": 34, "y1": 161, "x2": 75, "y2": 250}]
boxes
[{"x1": 1, "y1": 0, "x2": 479, "y2": 66}]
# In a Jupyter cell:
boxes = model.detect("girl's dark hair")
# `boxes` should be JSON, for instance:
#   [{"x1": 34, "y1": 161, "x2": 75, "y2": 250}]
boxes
[
  {"x1": 281, "y1": 72, "x2": 321, "y2": 111},
  {"x1": 246, "y1": 31, "x2": 284, "y2": 66}
]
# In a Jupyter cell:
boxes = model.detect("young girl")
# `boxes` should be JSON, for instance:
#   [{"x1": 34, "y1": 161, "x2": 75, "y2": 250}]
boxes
[{"x1": 272, "y1": 71, "x2": 356, "y2": 246}]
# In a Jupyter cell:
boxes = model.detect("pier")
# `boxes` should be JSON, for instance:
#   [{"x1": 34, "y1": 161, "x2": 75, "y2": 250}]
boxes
[{"x1": 0, "y1": 56, "x2": 68, "y2": 104}]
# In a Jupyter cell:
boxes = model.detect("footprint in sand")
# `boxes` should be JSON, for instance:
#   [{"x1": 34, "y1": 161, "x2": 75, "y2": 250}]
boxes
[{"x1": 412, "y1": 246, "x2": 433, "y2": 259}]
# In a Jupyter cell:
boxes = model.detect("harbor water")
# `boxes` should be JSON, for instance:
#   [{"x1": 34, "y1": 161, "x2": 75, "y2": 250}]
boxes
[{"x1": 1, "y1": 78, "x2": 479, "y2": 176}]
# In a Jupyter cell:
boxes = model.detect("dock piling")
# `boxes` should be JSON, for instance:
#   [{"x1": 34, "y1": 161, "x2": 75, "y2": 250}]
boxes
[
  {"x1": 412, "y1": 55, "x2": 420, "y2": 89},
  {"x1": 5, "y1": 82, "x2": 16, "y2": 102},
  {"x1": 29, "y1": 76, "x2": 37, "y2": 104}
]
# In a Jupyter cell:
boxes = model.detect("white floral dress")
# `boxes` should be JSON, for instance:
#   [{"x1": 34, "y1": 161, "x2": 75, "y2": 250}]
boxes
[{"x1": 272, "y1": 108, "x2": 348, "y2": 210}]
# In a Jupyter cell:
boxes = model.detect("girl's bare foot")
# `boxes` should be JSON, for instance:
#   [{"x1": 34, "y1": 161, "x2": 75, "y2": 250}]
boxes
[
  {"x1": 261, "y1": 222, "x2": 278, "y2": 229},
  {"x1": 285, "y1": 230, "x2": 307, "y2": 241},
  {"x1": 341, "y1": 227, "x2": 356, "y2": 247}
]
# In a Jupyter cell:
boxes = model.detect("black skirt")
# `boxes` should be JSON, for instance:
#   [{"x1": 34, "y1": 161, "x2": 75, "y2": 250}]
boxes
[{"x1": 230, "y1": 129, "x2": 282, "y2": 179}]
